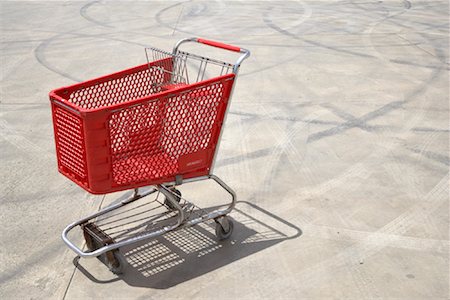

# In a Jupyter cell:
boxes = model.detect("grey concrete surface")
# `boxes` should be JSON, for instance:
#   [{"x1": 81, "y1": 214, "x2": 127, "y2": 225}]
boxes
[{"x1": 1, "y1": 0, "x2": 449, "y2": 299}]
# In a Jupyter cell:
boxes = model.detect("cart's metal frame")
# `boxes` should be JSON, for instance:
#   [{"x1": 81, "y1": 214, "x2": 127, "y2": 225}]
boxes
[
  {"x1": 62, "y1": 175, "x2": 236, "y2": 258},
  {"x1": 61, "y1": 38, "x2": 250, "y2": 267}
]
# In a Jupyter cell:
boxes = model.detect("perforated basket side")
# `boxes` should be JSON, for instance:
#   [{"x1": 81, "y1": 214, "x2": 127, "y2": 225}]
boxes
[
  {"x1": 66, "y1": 58, "x2": 173, "y2": 110},
  {"x1": 52, "y1": 103, "x2": 88, "y2": 187},
  {"x1": 108, "y1": 77, "x2": 234, "y2": 187}
]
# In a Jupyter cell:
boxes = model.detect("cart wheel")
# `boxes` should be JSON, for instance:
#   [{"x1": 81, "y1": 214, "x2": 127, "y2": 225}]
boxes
[
  {"x1": 106, "y1": 250, "x2": 126, "y2": 275},
  {"x1": 164, "y1": 188, "x2": 182, "y2": 210},
  {"x1": 83, "y1": 233, "x2": 96, "y2": 251},
  {"x1": 81, "y1": 223, "x2": 126, "y2": 275},
  {"x1": 82, "y1": 224, "x2": 98, "y2": 252},
  {"x1": 215, "y1": 216, "x2": 234, "y2": 240}
]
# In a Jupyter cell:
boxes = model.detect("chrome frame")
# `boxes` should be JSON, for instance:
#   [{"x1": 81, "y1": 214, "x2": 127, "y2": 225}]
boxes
[
  {"x1": 172, "y1": 37, "x2": 250, "y2": 74},
  {"x1": 61, "y1": 175, "x2": 236, "y2": 258}
]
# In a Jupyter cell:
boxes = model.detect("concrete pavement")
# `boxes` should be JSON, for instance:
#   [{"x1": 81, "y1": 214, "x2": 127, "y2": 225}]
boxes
[{"x1": 0, "y1": 1, "x2": 448, "y2": 299}]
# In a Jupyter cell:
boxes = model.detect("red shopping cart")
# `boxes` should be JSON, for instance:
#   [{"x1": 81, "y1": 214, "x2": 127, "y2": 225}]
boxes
[{"x1": 50, "y1": 38, "x2": 250, "y2": 273}]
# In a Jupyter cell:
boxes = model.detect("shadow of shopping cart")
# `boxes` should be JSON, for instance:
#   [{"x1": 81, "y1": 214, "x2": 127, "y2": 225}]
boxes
[{"x1": 74, "y1": 200, "x2": 301, "y2": 289}]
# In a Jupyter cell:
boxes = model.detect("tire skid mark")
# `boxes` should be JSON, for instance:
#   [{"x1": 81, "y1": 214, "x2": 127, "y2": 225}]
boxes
[
  {"x1": 34, "y1": 33, "x2": 82, "y2": 82},
  {"x1": 351, "y1": 0, "x2": 446, "y2": 34},
  {"x1": 260, "y1": 105, "x2": 311, "y2": 171},
  {"x1": 388, "y1": 58, "x2": 450, "y2": 71},
  {"x1": 33, "y1": 1, "x2": 166, "y2": 82},
  {"x1": 0, "y1": 115, "x2": 71, "y2": 201},
  {"x1": 229, "y1": 109, "x2": 449, "y2": 134},
  {"x1": 80, "y1": 1, "x2": 158, "y2": 31},
  {"x1": 0, "y1": 119, "x2": 51, "y2": 156},
  {"x1": 260, "y1": 8, "x2": 446, "y2": 296},
  {"x1": 394, "y1": 33, "x2": 443, "y2": 61},
  {"x1": 1, "y1": 49, "x2": 32, "y2": 81},
  {"x1": 356, "y1": 0, "x2": 448, "y2": 214},
  {"x1": 383, "y1": 132, "x2": 437, "y2": 200},
  {"x1": 224, "y1": 99, "x2": 441, "y2": 203},
  {"x1": 406, "y1": 147, "x2": 450, "y2": 167},
  {"x1": 263, "y1": 6, "x2": 375, "y2": 59},
  {"x1": 320, "y1": 102, "x2": 374, "y2": 132},
  {"x1": 239, "y1": 54, "x2": 301, "y2": 77},
  {"x1": 294, "y1": 160, "x2": 371, "y2": 199},
  {"x1": 307, "y1": 100, "x2": 403, "y2": 143},
  {"x1": 253, "y1": 106, "x2": 330, "y2": 216},
  {"x1": 152, "y1": 1, "x2": 305, "y2": 78},
  {"x1": 261, "y1": 104, "x2": 318, "y2": 174},
  {"x1": 0, "y1": 191, "x2": 101, "y2": 285},
  {"x1": 34, "y1": 30, "x2": 149, "y2": 82},
  {"x1": 290, "y1": 174, "x2": 449, "y2": 290},
  {"x1": 292, "y1": 116, "x2": 445, "y2": 296},
  {"x1": 307, "y1": 40, "x2": 445, "y2": 143},
  {"x1": 352, "y1": 0, "x2": 448, "y2": 65},
  {"x1": 403, "y1": 0, "x2": 412, "y2": 10},
  {"x1": 302, "y1": 223, "x2": 449, "y2": 254},
  {"x1": 296, "y1": 93, "x2": 441, "y2": 205},
  {"x1": 217, "y1": 106, "x2": 318, "y2": 199},
  {"x1": 352, "y1": 0, "x2": 447, "y2": 74},
  {"x1": 412, "y1": 126, "x2": 449, "y2": 133},
  {"x1": 263, "y1": 1, "x2": 312, "y2": 35},
  {"x1": 0, "y1": 103, "x2": 51, "y2": 114},
  {"x1": 3, "y1": 168, "x2": 68, "y2": 202},
  {"x1": 215, "y1": 147, "x2": 272, "y2": 169},
  {"x1": 218, "y1": 106, "x2": 306, "y2": 188},
  {"x1": 374, "y1": 131, "x2": 443, "y2": 244},
  {"x1": 154, "y1": 0, "x2": 193, "y2": 34},
  {"x1": 225, "y1": 106, "x2": 253, "y2": 188},
  {"x1": 376, "y1": 90, "x2": 441, "y2": 191},
  {"x1": 246, "y1": 0, "x2": 447, "y2": 208},
  {"x1": 361, "y1": 6, "x2": 435, "y2": 84},
  {"x1": 80, "y1": 1, "x2": 113, "y2": 28}
]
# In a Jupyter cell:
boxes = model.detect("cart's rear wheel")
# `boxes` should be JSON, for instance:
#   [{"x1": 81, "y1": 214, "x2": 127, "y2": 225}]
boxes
[
  {"x1": 81, "y1": 222, "x2": 126, "y2": 274},
  {"x1": 82, "y1": 223, "x2": 102, "y2": 252},
  {"x1": 83, "y1": 229, "x2": 96, "y2": 252},
  {"x1": 164, "y1": 188, "x2": 182, "y2": 210},
  {"x1": 106, "y1": 250, "x2": 126, "y2": 275},
  {"x1": 215, "y1": 216, "x2": 234, "y2": 240}
]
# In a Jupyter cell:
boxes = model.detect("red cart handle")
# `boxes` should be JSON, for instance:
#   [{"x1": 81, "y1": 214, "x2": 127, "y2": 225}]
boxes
[
  {"x1": 173, "y1": 37, "x2": 250, "y2": 74},
  {"x1": 197, "y1": 38, "x2": 241, "y2": 52}
]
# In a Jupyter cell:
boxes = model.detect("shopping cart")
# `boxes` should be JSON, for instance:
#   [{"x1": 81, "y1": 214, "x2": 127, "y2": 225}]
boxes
[{"x1": 49, "y1": 37, "x2": 250, "y2": 274}]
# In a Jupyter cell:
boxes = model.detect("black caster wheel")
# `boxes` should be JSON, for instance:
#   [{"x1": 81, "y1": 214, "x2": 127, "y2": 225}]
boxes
[
  {"x1": 164, "y1": 188, "x2": 182, "y2": 210},
  {"x1": 106, "y1": 250, "x2": 126, "y2": 275},
  {"x1": 81, "y1": 222, "x2": 126, "y2": 275},
  {"x1": 82, "y1": 222, "x2": 102, "y2": 252},
  {"x1": 215, "y1": 216, "x2": 234, "y2": 240}
]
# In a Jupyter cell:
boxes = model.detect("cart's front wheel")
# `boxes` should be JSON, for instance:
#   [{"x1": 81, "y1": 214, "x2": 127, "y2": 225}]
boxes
[
  {"x1": 81, "y1": 222, "x2": 126, "y2": 275},
  {"x1": 215, "y1": 216, "x2": 234, "y2": 240},
  {"x1": 164, "y1": 188, "x2": 182, "y2": 210},
  {"x1": 106, "y1": 250, "x2": 126, "y2": 275}
]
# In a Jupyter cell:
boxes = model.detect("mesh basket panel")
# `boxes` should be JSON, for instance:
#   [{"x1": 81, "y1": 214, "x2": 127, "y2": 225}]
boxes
[
  {"x1": 109, "y1": 81, "x2": 226, "y2": 186},
  {"x1": 53, "y1": 106, "x2": 88, "y2": 183},
  {"x1": 68, "y1": 59, "x2": 171, "y2": 110}
]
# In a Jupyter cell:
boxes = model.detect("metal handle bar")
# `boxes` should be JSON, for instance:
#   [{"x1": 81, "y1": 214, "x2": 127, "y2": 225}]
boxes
[
  {"x1": 173, "y1": 37, "x2": 250, "y2": 74},
  {"x1": 197, "y1": 38, "x2": 241, "y2": 52}
]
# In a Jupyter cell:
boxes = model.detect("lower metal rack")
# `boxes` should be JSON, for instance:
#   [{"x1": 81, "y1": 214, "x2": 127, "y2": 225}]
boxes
[{"x1": 62, "y1": 175, "x2": 235, "y2": 274}]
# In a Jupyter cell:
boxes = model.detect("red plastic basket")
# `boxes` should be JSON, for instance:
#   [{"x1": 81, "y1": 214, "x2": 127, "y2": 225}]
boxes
[{"x1": 50, "y1": 57, "x2": 235, "y2": 194}]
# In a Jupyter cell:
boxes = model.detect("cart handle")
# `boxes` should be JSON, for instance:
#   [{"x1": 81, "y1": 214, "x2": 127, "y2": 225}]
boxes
[
  {"x1": 197, "y1": 38, "x2": 241, "y2": 52},
  {"x1": 173, "y1": 37, "x2": 250, "y2": 74}
]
